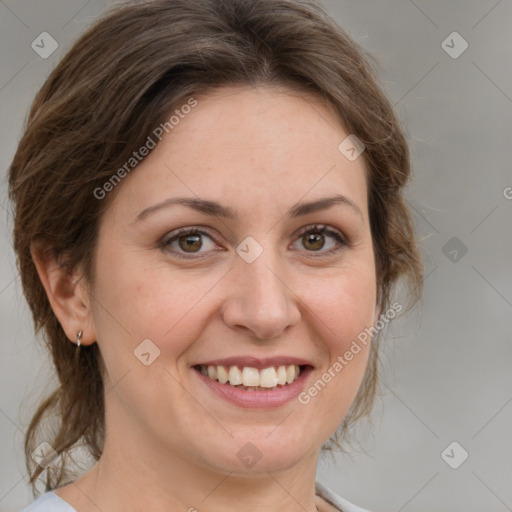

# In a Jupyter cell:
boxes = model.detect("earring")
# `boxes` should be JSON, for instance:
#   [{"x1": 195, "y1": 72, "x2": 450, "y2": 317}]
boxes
[{"x1": 76, "y1": 330, "x2": 83, "y2": 347}]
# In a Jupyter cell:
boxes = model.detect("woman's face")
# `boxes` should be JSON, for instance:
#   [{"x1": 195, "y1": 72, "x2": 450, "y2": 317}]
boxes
[{"x1": 87, "y1": 85, "x2": 377, "y2": 474}]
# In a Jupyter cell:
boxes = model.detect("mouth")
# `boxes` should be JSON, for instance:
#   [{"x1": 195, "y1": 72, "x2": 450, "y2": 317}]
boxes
[
  {"x1": 193, "y1": 363, "x2": 310, "y2": 391},
  {"x1": 191, "y1": 357, "x2": 314, "y2": 408}
]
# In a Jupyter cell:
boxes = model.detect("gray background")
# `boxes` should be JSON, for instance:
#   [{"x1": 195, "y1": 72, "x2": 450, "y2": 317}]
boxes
[{"x1": 1, "y1": 1, "x2": 511, "y2": 511}]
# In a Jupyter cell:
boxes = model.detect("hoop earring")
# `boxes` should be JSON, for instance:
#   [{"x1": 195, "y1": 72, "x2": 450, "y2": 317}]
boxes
[{"x1": 76, "y1": 330, "x2": 83, "y2": 347}]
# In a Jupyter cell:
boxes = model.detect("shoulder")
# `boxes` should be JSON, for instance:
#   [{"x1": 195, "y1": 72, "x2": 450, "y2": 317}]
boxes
[
  {"x1": 315, "y1": 481, "x2": 371, "y2": 512},
  {"x1": 21, "y1": 491, "x2": 77, "y2": 512}
]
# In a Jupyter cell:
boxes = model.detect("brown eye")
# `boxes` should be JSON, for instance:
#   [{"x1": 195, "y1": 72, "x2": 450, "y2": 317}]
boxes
[
  {"x1": 163, "y1": 228, "x2": 217, "y2": 258},
  {"x1": 292, "y1": 225, "x2": 347, "y2": 255},
  {"x1": 302, "y1": 232, "x2": 325, "y2": 251},
  {"x1": 178, "y1": 234, "x2": 202, "y2": 252}
]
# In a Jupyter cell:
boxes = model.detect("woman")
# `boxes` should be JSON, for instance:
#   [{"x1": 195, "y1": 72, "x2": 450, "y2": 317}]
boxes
[{"x1": 9, "y1": 0, "x2": 423, "y2": 511}]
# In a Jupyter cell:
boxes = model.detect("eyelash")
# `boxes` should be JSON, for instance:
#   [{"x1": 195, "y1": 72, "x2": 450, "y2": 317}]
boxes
[{"x1": 161, "y1": 224, "x2": 349, "y2": 259}]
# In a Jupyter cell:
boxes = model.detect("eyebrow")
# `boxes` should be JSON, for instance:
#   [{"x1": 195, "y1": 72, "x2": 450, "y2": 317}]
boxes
[{"x1": 134, "y1": 194, "x2": 363, "y2": 223}]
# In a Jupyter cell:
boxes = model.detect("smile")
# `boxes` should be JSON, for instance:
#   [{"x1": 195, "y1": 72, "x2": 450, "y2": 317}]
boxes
[
  {"x1": 192, "y1": 360, "x2": 314, "y2": 408},
  {"x1": 195, "y1": 364, "x2": 303, "y2": 390}
]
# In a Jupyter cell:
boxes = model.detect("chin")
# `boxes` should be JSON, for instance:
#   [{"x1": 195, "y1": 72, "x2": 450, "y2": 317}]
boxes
[{"x1": 197, "y1": 428, "x2": 319, "y2": 476}]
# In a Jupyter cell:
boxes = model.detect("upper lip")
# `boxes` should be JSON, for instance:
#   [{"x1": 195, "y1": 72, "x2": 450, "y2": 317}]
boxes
[{"x1": 192, "y1": 356, "x2": 313, "y2": 369}]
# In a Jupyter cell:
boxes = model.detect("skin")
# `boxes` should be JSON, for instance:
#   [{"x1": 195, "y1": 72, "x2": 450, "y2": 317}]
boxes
[{"x1": 34, "y1": 85, "x2": 378, "y2": 512}]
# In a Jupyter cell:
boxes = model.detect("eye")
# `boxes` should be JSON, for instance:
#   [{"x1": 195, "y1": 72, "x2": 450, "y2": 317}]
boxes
[
  {"x1": 162, "y1": 227, "x2": 219, "y2": 258},
  {"x1": 291, "y1": 224, "x2": 347, "y2": 255},
  {"x1": 161, "y1": 224, "x2": 348, "y2": 259}
]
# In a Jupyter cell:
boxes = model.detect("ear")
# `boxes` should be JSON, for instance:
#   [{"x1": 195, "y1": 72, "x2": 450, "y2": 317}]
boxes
[{"x1": 31, "y1": 241, "x2": 96, "y2": 346}]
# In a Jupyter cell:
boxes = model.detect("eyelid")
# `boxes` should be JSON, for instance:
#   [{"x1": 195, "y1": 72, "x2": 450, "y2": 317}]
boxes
[
  {"x1": 162, "y1": 226, "x2": 216, "y2": 244},
  {"x1": 293, "y1": 224, "x2": 349, "y2": 245}
]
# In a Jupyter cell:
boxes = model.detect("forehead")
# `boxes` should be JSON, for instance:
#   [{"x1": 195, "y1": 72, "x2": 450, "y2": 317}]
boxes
[{"x1": 108, "y1": 85, "x2": 368, "y2": 221}]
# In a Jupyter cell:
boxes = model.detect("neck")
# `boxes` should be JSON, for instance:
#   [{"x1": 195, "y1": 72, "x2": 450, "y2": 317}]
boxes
[{"x1": 73, "y1": 409, "x2": 323, "y2": 512}]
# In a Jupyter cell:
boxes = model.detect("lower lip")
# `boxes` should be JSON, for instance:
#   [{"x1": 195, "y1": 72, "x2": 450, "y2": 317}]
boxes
[{"x1": 193, "y1": 366, "x2": 313, "y2": 408}]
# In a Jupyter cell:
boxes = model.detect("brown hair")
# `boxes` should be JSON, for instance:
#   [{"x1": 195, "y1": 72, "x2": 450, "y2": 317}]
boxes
[{"x1": 8, "y1": 0, "x2": 423, "y2": 493}]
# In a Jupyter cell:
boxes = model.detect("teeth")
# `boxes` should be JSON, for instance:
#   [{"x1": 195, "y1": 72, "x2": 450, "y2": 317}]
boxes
[
  {"x1": 242, "y1": 367, "x2": 260, "y2": 387},
  {"x1": 198, "y1": 364, "x2": 302, "y2": 389},
  {"x1": 228, "y1": 366, "x2": 243, "y2": 385},
  {"x1": 276, "y1": 365, "x2": 287, "y2": 385},
  {"x1": 286, "y1": 365, "x2": 296, "y2": 384},
  {"x1": 207, "y1": 365, "x2": 217, "y2": 380},
  {"x1": 217, "y1": 365, "x2": 229, "y2": 384},
  {"x1": 260, "y1": 367, "x2": 277, "y2": 388}
]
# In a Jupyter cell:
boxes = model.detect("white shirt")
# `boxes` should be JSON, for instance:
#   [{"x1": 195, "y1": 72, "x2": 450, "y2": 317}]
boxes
[{"x1": 21, "y1": 481, "x2": 370, "y2": 512}]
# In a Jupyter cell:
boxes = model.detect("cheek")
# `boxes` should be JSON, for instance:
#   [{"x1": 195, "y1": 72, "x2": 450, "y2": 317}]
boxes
[
  {"x1": 90, "y1": 247, "x2": 223, "y2": 361},
  {"x1": 298, "y1": 264, "x2": 375, "y2": 399},
  {"x1": 296, "y1": 269, "x2": 376, "y2": 429},
  {"x1": 301, "y1": 265, "x2": 377, "y2": 352}
]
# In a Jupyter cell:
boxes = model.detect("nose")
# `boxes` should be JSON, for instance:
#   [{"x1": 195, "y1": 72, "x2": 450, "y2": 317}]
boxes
[{"x1": 221, "y1": 247, "x2": 301, "y2": 340}]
